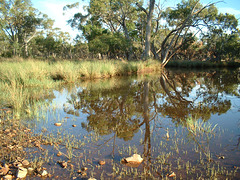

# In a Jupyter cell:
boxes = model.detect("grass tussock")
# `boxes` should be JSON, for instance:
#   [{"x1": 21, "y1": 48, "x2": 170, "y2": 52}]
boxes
[{"x1": 0, "y1": 58, "x2": 162, "y2": 112}]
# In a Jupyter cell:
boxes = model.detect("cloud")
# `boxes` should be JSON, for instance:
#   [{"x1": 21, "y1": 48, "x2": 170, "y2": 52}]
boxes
[
  {"x1": 218, "y1": 7, "x2": 240, "y2": 16},
  {"x1": 34, "y1": 0, "x2": 88, "y2": 39}
]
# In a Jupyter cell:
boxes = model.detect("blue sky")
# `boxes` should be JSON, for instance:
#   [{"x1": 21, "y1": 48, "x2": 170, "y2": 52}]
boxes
[{"x1": 32, "y1": 0, "x2": 240, "y2": 40}]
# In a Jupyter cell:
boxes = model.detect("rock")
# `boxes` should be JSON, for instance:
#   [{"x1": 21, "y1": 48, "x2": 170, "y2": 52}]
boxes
[
  {"x1": 4, "y1": 129, "x2": 10, "y2": 133},
  {"x1": 3, "y1": 174, "x2": 13, "y2": 179},
  {"x1": 81, "y1": 167, "x2": 88, "y2": 171},
  {"x1": 168, "y1": 172, "x2": 176, "y2": 177},
  {"x1": 216, "y1": 155, "x2": 225, "y2": 159},
  {"x1": 69, "y1": 164, "x2": 74, "y2": 169},
  {"x1": 40, "y1": 170, "x2": 48, "y2": 176},
  {"x1": 17, "y1": 167, "x2": 28, "y2": 179},
  {"x1": 58, "y1": 161, "x2": 67, "y2": 168},
  {"x1": 34, "y1": 141, "x2": 41, "y2": 148},
  {"x1": 57, "y1": 152, "x2": 62, "y2": 157},
  {"x1": 166, "y1": 128, "x2": 170, "y2": 139},
  {"x1": 99, "y1": 160, "x2": 106, "y2": 165},
  {"x1": 0, "y1": 164, "x2": 9, "y2": 175},
  {"x1": 219, "y1": 156, "x2": 225, "y2": 159},
  {"x1": 77, "y1": 170, "x2": 81, "y2": 174},
  {"x1": 22, "y1": 160, "x2": 30, "y2": 167},
  {"x1": 12, "y1": 130, "x2": 17, "y2": 134},
  {"x1": 54, "y1": 123, "x2": 62, "y2": 126},
  {"x1": 72, "y1": 125, "x2": 77, "y2": 127},
  {"x1": 88, "y1": 178, "x2": 97, "y2": 180},
  {"x1": 28, "y1": 167, "x2": 34, "y2": 172},
  {"x1": 123, "y1": 154, "x2": 143, "y2": 164},
  {"x1": 81, "y1": 171, "x2": 87, "y2": 176}
]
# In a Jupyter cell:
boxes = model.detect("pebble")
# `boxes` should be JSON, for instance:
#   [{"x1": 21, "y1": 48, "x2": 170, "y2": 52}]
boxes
[
  {"x1": 58, "y1": 161, "x2": 67, "y2": 168},
  {"x1": 99, "y1": 160, "x2": 106, "y2": 165},
  {"x1": 22, "y1": 160, "x2": 30, "y2": 167},
  {"x1": 54, "y1": 123, "x2": 62, "y2": 126},
  {"x1": 57, "y1": 152, "x2": 62, "y2": 157},
  {"x1": 0, "y1": 164, "x2": 9, "y2": 175},
  {"x1": 123, "y1": 154, "x2": 143, "y2": 164},
  {"x1": 28, "y1": 167, "x2": 34, "y2": 172},
  {"x1": 3, "y1": 174, "x2": 13, "y2": 179},
  {"x1": 17, "y1": 167, "x2": 28, "y2": 179},
  {"x1": 168, "y1": 172, "x2": 176, "y2": 177},
  {"x1": 81, "y1": 167, "x2": 88, "y2": 171},
  {"x1": 40, "y1": 170, "x2": 48, "y2": 176},
  {"x1": 4, "y1": 129, "x2": 10, "y2": 133}
]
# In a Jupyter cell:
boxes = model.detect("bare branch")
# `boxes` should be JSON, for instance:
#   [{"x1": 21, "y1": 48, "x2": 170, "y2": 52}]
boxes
[{"x1": 136, "y1": 3, "x2": 148, "y2": 15}]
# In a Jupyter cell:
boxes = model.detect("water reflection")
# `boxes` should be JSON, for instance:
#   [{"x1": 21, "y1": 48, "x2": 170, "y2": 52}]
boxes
[
  {"x1": 64, "y1": 69, "x2": 238, "y2": 140},
  {"x1": 58, "y1": 69, "x2": 240, "y2": 178}
]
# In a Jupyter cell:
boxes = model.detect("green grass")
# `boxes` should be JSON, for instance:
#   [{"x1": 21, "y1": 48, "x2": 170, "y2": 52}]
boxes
[
  {"x1": 0, "y1": 58, "x2": 162, "y2": 113},
  {"x1": 1, "y1": 58, "x2": 239, "y2": 113}
]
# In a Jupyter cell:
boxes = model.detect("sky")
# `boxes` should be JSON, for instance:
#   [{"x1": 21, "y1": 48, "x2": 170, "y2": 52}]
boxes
[{"x1": 31, "y1": 0, "x2": 240, "y2": 40}]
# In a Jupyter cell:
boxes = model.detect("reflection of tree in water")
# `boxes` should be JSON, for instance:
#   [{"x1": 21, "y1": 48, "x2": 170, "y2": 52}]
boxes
[
  {"x1": 159, "y1": 70, "x2": 235, "y2": 123},
  {"x1": 62, "y1": 69, "x2": 240, "y2": 178},
  {"x1": 67, "y1": 79, "x2": 144, "y2": 141},
  {"x1": 65, "y1": 69, "x2": 238, "y2": 141}
]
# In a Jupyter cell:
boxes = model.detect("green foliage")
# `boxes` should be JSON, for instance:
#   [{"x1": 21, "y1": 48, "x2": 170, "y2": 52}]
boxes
[
  {"x1": 0, "y1": 0, "x2": 239, "y2": 62},
  {"x1": 0, "y1": 0, "x2": 54, "y2": 57},
  {"x1": 203, "y1": 11, "x2": 239, "y2": 61},
  {"x1": 88, "y1": 32, "x2": 127, "y2": 56}
]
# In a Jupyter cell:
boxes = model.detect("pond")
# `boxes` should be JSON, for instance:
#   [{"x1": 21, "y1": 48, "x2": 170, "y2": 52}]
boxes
[{"x1": 30, "y1": 68, "x2": 240, "y2": 179}]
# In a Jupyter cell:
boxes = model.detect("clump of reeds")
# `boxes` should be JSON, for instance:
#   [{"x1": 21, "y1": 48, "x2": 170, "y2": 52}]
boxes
[{"x1": 0, "y1": 58, "x2": 162, "y2": 113}]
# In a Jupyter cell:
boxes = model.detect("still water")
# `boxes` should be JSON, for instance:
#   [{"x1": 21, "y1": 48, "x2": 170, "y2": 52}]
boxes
[{"x1": 34, "y1": 68, "x2": 240, "y2": 179}]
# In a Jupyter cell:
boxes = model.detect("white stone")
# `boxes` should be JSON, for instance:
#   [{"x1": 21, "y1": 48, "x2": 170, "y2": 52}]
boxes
[
  {"x1": 124, "y1": 154, "x2": 143, "y2": 164},
  {"x1": 41, "y1": 170, "x2": 48, "y2": 176},
  {"x1": 17, "y1": 167, "x2": 28, "y2": 179}
]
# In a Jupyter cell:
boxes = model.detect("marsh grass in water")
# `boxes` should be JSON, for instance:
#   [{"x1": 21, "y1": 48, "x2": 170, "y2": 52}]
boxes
[
  {"x1": 1, "y1": 65, "x2": 239, "y2": 179},
  {"x1": 0, "y1": 94, "x2": 239, "y2": 179},
  {"x1": 185, "y1": 117, "x2": 218, "y2": 136}
]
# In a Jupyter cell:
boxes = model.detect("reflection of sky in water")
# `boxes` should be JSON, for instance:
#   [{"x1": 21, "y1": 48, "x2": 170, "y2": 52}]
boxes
[
  {"x1": 37, "y1": 73, "x2": 240, "y2": 141},
  {"x1": 51, "y1": 89, "x2": 69, "y2": 109},
  {"x1": 34, "y1": 71, "x2": 240, "y2": 171},
  {"x1": 40, "y1": 75, "x2": 240, "y2": 134}
]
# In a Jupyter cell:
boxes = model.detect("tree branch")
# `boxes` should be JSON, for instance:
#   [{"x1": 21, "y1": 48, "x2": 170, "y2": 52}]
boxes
[{"x1": 136, "y1": 3, "x2": 148, "y2": 15}]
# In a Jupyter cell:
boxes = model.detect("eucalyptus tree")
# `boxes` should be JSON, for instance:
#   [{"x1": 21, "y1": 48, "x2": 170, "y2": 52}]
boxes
[
  {"x1": 0, "y1": 30, "x2": 9, "y2": 56},
  {"x1": 34, "y1": 28, "x2": 72, "y2": 59},
  {"x1": 0, "y1": 0, "x2": 54, "y2": 57},
  {"x1": 202, "y1": 13, "x2": 239, "y2": 61},
  {"x1": 64, "y1": 0, "x2": 141, "y2": 60},
  {"x1": 157, "y1": 0, "x2": 219, "y2": 66},
  {"x1": 136, "y1": 0, "x2": 155, "y2": 60}
]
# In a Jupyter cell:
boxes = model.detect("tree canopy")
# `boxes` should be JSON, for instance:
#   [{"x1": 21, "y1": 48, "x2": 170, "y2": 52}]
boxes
[{"x1": 0, "y1": 0, "x2": 239, "y2": 65}]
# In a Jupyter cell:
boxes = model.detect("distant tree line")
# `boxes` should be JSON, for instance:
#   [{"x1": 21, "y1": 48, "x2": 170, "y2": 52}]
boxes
[{"x1": 0, "y1": 0, "x2": 239, "y2": 66}]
